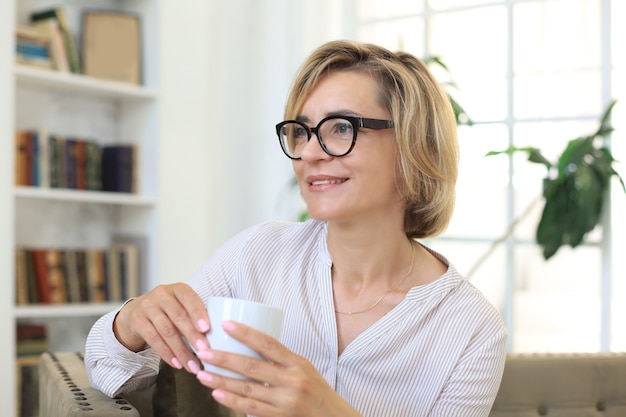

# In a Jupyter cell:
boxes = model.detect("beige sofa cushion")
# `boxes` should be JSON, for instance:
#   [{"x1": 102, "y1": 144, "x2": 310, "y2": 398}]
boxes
[{"x1": 490, "y1": 353, "x2": 626, "y2": 417}]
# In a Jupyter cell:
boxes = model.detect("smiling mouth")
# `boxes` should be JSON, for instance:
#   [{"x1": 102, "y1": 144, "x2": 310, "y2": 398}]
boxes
[{"x1": 309, "y1": 179, "x2": 347, "y2": 186}]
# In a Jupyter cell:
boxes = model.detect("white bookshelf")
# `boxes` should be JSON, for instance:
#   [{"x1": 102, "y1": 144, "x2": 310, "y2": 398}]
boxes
[{"x1": 1, "y1": 0, "x2": 160, "y2": 415}]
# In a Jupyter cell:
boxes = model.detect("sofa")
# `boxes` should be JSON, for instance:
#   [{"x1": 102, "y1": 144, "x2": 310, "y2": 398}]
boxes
[{"x1": 38, "y1": 351, "x2": 626, "y2": 417}]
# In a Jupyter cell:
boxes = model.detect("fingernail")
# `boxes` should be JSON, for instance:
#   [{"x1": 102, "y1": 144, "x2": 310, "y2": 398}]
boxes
[
  {"x1": 195, "y1": 338, "x2": 209, "y2": 351},
  {"x1": 222, "y1": 321, "x2": 236, "y2": 331},
  {"x1": 187, "y1": 360, "x2": 201, "y2": 375},
  {"x1": 212, "y1": 389, "x2": 225, "y2": 401},
  {"x1": 197, "y1": 370, "x2": 214, "y2": 383},
  {"x1": 197, "y1": 350, "x2": 214, "y2": 362},
  {"x1": 171, "y1": 357, "x2": 183, "y2": 369},
  {"x1": 197, "y1": 319, "x2": 210, "y2": 332}
]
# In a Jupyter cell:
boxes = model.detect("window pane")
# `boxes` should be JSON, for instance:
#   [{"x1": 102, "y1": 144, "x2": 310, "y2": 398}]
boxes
[
  {"x1": 513, "y1": 0, "x2": 602, "y2": 119},
  {"x1": 447, "y1": 124, "x2": 509, "y2": 238},
  {"x1": 513, "y1": 245, "x2": 602, "y2": 352},
  {"x1": 514, "y1": 0, "x2": 601, "y2": 73},
  {"x1": 355, "y1": 0, "x2": 422, "y2": 20},
  {"x1": 357, "y1": 18, "x2": 424, "y2": 57},
  {"x1": 428, "y1": 0, "x2": 499, "y2": 11},
  {"x1": 430, "y1": 6, "x2": 508, "y2": 121},
  {"x1": 514, "y1": 71, "x2": 603, "y2": 119}
]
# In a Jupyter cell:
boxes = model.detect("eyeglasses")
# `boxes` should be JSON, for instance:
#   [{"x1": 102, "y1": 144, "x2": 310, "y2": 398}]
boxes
[{"x1": 275, "y1": 115, "x2": 394, "y2": 160}]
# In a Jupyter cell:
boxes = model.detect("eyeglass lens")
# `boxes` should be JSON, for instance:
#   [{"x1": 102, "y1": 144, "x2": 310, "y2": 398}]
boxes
[{"x1": 279, "y1": 117, "x2": 355, "y2": 158}]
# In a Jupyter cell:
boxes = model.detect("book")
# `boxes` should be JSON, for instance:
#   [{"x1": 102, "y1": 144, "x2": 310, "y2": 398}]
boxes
[
  {"x1": 45, "y1": 249, "x2": 67, "y2": 304},
  {"x1": 106, "y1": 246, "x2": 122, "y2": 301},
  {"x1": 102, "y1": 144, "x2": 136, "y2": 193},
  {"x1": 16, "y1": 355, "x2": 41, "y2": 417},
  {"x1": 82, "y1": 10, "x2": 142, "y2": 84},
  {"x1": 16, "y1": 323, "x2": 48, "y2": 357},
  {"x1": 31, "y1": 18, "x2": 69, "y2": 72},
  {"x1": 110, "y1": 243, "x2": 140, "y2": 300},
  {"x1": 75, "y1": 249, "x2": 89, "y2": 301},
  {"x1": 84, "y1": 140, "x2": 102, "y2": 191},
  {"x1": 15, "y1": 248, "x2": 29, "y2": 305},
  {"x1": 75, "y1": 139, "x2": 86, "y2": 190},
  {"x1": 30, "y1": 7, "x2": 82, "y2": 74},
  {"x1": 54, "y1": 136, "x2": 67, "y2": 189},
  {"x1": 86, "y1": 249, "x2": 106, "y2": 302},
  {"x1": 23, "y1": 250, "x2": 40, "y2": 303},
  {"x1": 30, "y1": 249, "x2": 50, "y2": 304},
  {"x1": 14, "y1": 131, "x2": 29, "y2": 186},
  {"x1": 64, "y1": 138, "x2": 78, "y2": 189},
  {"x1": 63, "y1": 249, "x2": 80, "y2": 303},
  {"x1": 35, "y1": 130, "x2": 50, "y2": 188},
  {"x1": 15, "y1": 25, "x2": 53, "y2": 69}
]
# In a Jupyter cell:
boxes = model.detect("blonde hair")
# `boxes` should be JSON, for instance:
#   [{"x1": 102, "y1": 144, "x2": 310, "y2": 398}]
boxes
[{"x1": 285, "y1": 40, "x2": 459, "y2": 239}]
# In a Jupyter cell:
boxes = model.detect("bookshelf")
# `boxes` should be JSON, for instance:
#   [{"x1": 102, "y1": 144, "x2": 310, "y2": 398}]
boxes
[{"x1": 1, "y1": 0, "x2": 160, "y2": 415}]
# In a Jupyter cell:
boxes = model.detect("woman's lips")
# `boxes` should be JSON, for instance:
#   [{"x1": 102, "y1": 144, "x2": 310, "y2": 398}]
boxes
[{"x1": 309, "y1": 178, "x2": 347, "y2": 186}]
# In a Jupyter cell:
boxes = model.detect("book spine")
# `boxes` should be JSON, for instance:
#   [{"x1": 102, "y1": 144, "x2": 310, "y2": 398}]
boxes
[
  {"x1": 14, "y1": 131, "x2": 28, "y2": 186},
  {"x1": 63, "y1": 249, "x2": 80, "y2": 303},
  {"x1": 15, "y1": 248, "x2": 29, "y2": 305},
  {"x1": 75, "y1": 250, "x2": 89, "y2": 302},
  {"x1": 75, "y1": 140, "x2": 86, "y2": 190},
  {"x1": 102, "y1": 145, "x2": 135, "y2": 193},
  {"x1": 46, "y1": 249, "x2": 68, "y2": 304},
  {"x1": 37, "y1": 130, "x2": 50, "y2": 188},
  {"x1": 31, "y1": 249, "x2": 50, "y2": 304},
  {"x1": 65, "y1": 139, "x2": 77, "y2": 189},
  {"x1": 55, "y1": 137, "x2": 67, "y2": 189},
  {"x1": 85, "y1": 141, "x2": 102, "y2": 191}
]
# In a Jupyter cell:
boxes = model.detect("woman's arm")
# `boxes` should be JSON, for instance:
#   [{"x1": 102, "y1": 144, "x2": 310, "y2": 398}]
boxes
[
  {"x1": 85, "y1": 283, "x2": 211, "y2": 397},
  {"x1": 428, "y1": 327, "x2": 508, "y2": 417}
]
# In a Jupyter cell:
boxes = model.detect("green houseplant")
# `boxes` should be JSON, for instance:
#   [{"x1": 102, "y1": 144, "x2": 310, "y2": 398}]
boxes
[{"x1": 487, "y1": 99, "x2": 625, "y2": 260}]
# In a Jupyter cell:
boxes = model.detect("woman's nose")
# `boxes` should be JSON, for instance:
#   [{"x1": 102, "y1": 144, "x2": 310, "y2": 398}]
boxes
[{"x1": 299, "y1": 132, "x2": 331, "y2": 161}]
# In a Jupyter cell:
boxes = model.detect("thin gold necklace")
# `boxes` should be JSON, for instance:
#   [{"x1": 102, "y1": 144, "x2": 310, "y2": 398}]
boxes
[{"x1": 335, "y1": 241, "x2": 415, "y2": 316}]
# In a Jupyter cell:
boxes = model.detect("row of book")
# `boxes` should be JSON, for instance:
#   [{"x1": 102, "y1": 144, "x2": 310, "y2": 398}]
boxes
[
  {"x1": 15, "y1": 244, "x2": 141, "y2": 305},
  {"x1": 15, "y1": 130, "x2": 138, "y2": 193},
  {"x1": 15, "y1": 6, "x2": 142, "y2": 85}
]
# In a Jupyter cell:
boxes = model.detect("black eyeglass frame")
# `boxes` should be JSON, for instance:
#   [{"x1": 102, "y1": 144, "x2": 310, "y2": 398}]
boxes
[{"x1": 275, "y1": 115, "x2": 395, "y2": 160}]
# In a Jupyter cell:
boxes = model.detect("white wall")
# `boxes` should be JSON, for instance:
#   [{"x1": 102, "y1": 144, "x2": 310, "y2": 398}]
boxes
[{"x1": 158, "y1": 0, "x2": 347, "y2": 283}]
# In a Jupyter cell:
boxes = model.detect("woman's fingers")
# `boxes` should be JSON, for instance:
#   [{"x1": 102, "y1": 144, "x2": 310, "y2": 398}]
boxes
[
  {"x1": 218, "y1": 320, "x2": 291, "y2": 367},
  {"x1": 115, "y1": 283, "x2": 211, "y2": 373}
]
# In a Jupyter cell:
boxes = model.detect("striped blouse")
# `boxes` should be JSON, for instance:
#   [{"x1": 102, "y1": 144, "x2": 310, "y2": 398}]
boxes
[{"x1": 85, "y1": 219, "x2": 507, "y2": 417}]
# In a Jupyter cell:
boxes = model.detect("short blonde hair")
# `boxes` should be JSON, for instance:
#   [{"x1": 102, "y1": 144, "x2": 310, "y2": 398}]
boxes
[{"x1": 285, "y1": 40, "x2": 459, "y2": 239}]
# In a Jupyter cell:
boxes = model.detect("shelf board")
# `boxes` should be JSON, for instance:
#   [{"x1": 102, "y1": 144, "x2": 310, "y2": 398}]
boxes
[
  {"x1": 14, "y1": 186, "x2": 156, "y2": 206},
  {"x1": 14, "y1": 302, "x2": 123, "y2": 319},
  {"x1": 14, "y1": 65, "x2": 158, "y2": 101}
]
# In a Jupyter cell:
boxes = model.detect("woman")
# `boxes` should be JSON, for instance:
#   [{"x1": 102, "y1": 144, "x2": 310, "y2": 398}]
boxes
[{"x1": 86, "y1": 40, "x2": 507, "y2": 417}]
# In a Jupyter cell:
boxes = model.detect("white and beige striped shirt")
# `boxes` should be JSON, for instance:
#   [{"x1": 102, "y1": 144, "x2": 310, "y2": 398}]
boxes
[{"x1": 86, "y1": 219, "x2": 507, "y2": 417}]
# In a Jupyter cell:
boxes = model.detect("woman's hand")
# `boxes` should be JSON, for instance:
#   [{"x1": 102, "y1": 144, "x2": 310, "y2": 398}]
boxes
[
  {"x1": 113, "y1": 283, "x2": 210, "y2": 374},
  {"x1": 194, "y1": 321, "x2": 362, "y2": 417}
]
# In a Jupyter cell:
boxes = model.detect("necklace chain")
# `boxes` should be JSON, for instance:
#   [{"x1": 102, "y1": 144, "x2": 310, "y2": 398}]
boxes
[{"x1": 335, "y1": 241, "x2": 415, "y2": 316}]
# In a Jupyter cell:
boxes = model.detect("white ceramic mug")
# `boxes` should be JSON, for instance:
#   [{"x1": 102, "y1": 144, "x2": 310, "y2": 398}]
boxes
[{"x1": 202, "y1": 296, "x2": 283, "y2": 379}]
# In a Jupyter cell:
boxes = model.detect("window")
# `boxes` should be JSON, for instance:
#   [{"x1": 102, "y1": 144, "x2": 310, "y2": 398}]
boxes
[{"x1": 352, "y1": 0, "x2": 625, "y2": 352}]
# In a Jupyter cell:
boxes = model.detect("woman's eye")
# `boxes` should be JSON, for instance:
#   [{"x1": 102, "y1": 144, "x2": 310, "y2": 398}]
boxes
[
  {"x1": 294, "y1": 127, "x2": 308, "y2": 138},
  {"x1": 333, "y1": 121, "x2": 353, "y2": 136}
]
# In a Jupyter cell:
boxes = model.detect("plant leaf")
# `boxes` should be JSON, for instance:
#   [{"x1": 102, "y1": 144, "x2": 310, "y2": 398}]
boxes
[
  {"x1": 486, "y1": 146, "x2": 552, "y2": 170},
  {"x1": 537, "y1": 178, "x2": 570, "y2": 259}
]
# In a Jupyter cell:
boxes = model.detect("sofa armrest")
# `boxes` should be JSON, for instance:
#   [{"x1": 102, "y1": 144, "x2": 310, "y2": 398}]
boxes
[{"x1": 39, "y1": 352, "x2": 147, "y2": 417}]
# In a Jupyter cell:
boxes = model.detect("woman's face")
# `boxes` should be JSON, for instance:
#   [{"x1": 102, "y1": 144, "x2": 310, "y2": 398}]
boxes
[{"x1": 293, "y1": 70, "x2": 405, "y2": 224}]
